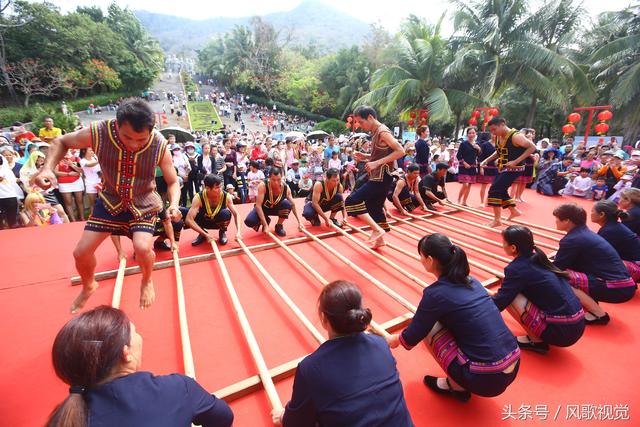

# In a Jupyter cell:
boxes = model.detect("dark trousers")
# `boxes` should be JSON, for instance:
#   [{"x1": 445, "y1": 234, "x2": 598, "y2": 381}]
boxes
[
  {"x1": 0, "y1": 197, "x2": 18, "y2": 228},
  {"x1": 487, "y1": 170, "x2": 522, "y2": 208},
  {"x1": 244, "y1": 199, "x2": 293, "y2": 230},
  {"x1": 302, "y1": 194, "x2": 344, "y2": 223},
  {"x1": 345, "y1": 173, "x2": 393, "y2": 231}
]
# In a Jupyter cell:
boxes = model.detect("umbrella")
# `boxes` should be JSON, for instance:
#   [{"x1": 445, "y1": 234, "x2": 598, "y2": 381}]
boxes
[
  {"x1": 285, "y1": 131, "x2": 305, "y2": 140},
  {"x1": 306, "y1": 130, "x2": 329, "y2": 141},
  {"x1": 271, "y1": 132, "x2": 285, "y2": 141},
  {"x1": 159, "y1": 127, "x2": 194, "y2": 143},
  {"x1": 351, "y1": 132, "x2": 369, "y2": 139}
]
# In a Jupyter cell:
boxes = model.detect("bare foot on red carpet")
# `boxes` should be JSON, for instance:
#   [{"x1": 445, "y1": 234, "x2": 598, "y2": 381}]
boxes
[
  {"x1": 508, "y1": 209, "x2": 522, "y2": 221},
  {"x1": 71, "y1": 281, "x2": 99, "y2": 314},
  {"x1": 140, "y1": 281, "x2": 155, "y2": 309},
  {"x1": 485, "y1": 220, "x2": 502, "y2": 228},
  {"x1": 367, "y1": 230, "x2": 386, "y2": 248}
]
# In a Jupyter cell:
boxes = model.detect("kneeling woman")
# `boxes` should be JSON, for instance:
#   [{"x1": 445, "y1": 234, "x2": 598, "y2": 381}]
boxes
[
  {"x1": 46, "y1": 306, "x2": 233, "y2": 427},
  {"x1": 492, "y1": 225, "x2": 585, "y2": 354},
  {"x1": 387, "y1": 234, "x2": 520, "y2": 402},
  {"x1": 591, "y1": 200, "x2": 640, "y2": 282},
  {"x1": 553, "y1": 203, "x2": 637, "y2": 325},
  {"x1": 273, "y1": 280, "x2": 414, "y2": 427}
]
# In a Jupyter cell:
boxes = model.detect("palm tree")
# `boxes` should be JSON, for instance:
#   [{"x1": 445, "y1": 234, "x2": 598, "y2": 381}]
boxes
[
  {"x1": 587, "y1": 5, "x2": 640, "y2": 143},
  {"x1": 355, "y1": 15, "x2": 482, "y2": 123},
  {"x1": 448, "y1": 0, "x2": 593, "y2": 127}
]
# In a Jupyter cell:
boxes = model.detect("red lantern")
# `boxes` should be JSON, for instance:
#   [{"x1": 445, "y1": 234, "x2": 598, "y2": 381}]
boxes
[
  {"x1": 562, "y1": 124, "x2": 576, "y2": 134},
  {"x1": 567, "y1": 112, "x2": 581, "y2": 123},
  {"x1": 347, "y1": 116, "x2": 352, "y2": 122},
  {"x1": 594, "y1": 123, "x2": 609, "y2": 134},
  {"x1": 420, "y1": 118, "x2": 427, "y2": 125},
  {"x1": 407, "y1": 119, "x2": 415, "y2": 126},
  {"x1": 597, "y1": 110, "x2": 613, "y2": 121},
  {"x1": 468, "y1": 118, "x2": 478, "y2": 126},
  {"x1": 409, "y1": 112, "x2": 417, "y2": 119},
  {"x1": 345, "y1": 123, "x2": 351, "y2": 129},
  {"x1": 472, "y1": 110, "x2": 481, "y2": 118},
  {"x1": 420, "y1": 112, "x2": 427, "y2": 118},
  {"x1": 489, "y1": 108, "x2": 499, "y2": 117}
]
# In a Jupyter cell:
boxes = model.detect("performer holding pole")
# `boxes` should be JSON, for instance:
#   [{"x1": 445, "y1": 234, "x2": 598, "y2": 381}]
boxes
[
  {"x1": 479, "y1": 117, "x2": 536, "y2": 228},
  {"x1": 388, "y1": 164, "x2": 429, "y2": 215},
  {"x1": 35, "y1": 99, "x2": 181, "y2": 313},
  {"x1": 302, "y1": 168, "x2": 347, "y2": 227},
  {"x1": 345, "y1": 106, "x2": 405, "y2": 248}
]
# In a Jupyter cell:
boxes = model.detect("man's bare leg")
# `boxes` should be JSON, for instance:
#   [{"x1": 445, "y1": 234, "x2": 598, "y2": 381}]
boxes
[
  {"x1": 478, "y1": 184, "x2": 488, "y2": 208},
  {"x1": 357, "y1": 213, "x2": 386, "y2": 248},
  {"x1": 133, "y1": 231, "x2": 156, "y2": 309},
  {"x1": 507, "y1": 205, "x2": 522, "y2": 220},
  {"x1": 486, "y1": 206, "x2": 502, "y2": 228},
  {"x1": 72, "y1": 230, "x2": 110, "y2": 313}
]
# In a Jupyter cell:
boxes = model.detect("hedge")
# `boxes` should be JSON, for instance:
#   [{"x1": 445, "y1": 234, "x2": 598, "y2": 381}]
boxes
[{"x1": 246, "y1": 95, "x2": 330, "y2": 122}]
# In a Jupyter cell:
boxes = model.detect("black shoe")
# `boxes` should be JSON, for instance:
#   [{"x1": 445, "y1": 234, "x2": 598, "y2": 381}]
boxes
[
  {"x1": 275, "y1": 223, "x2": 286, "y2": 237},
  {"x1": 423, "y1": 376, "x2": 471, "y2": 402},
  {"x1": 153, "y1": 240, "x2": 172, "y2": 251},
  {"x1": 219, "y1": 229, "x2": 228, "y2": 246},
  {"x1": 517, "y1": 336, "x2": 549, "y2": 354},
  {"x1": 310, "y1": 218, "x2": 321, "y2": 227},
  {"x1": 425, "y1": 203, "x2": 436, "y2": 211},
  {"x1": 585, "y1": 312, "x2": 610, "y2": 325},
  {"x1": 192, "y1": 234, "x2": 206, "y2": 246},
  {"x1": 331, "y1": 218, "x2": 342, "y2": 228}
]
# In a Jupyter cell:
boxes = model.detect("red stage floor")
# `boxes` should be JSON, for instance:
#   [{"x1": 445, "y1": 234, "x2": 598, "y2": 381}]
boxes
[{"x1": 0, "y1": 185, "x2": 638, "y2": 426}]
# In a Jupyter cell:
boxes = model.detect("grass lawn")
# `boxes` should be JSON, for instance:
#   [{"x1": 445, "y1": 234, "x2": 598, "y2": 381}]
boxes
[{"x1": 186, "y1": 101, "x2": 222, "y2": 131}]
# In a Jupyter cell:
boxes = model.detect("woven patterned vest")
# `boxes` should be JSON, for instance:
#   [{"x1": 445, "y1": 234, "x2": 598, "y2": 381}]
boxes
[
  {"x1": 91, "y1": 120, "x2": 166, "y2": 219},
  {"x1": 200, "y1": 189, "x2": 228, "y2": 219},
  {"x1": 369, "y1": 123, "x2": 394, "y2": 181}
]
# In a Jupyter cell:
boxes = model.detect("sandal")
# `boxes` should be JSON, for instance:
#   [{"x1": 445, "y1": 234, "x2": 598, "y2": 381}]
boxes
[
  {"x1": 517, "y1": 336, "x2": 549, "y2": 354},
  {"x1": 423, "y1": 375, "x2": 471, "y2": 402},
  {"x1": 585, "y1": 312, "x2": 610, "y2": 325}
]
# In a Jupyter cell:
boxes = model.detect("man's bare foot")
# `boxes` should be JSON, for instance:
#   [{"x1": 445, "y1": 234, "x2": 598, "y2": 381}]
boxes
[
  {"x1": 370, "y1": 236, "x2": 386, "y2": 249},
  {"x1": 367, "y1": 230, "x2": 385, "y2": 247},
  {"x1": 71, "y1": 281, "x2": 99, "y2": 314},
  {"x1": 508, "y1": 208, "x2": 522, "y2": 220},
  {"x1": 485, "y1": 220, "x2": 502, "y2": 228},
  {"x1": 140, "y1": 281, "x2": 156, "y2": 310},
  {"x1": 516, "y1": 198, "x2": 525, "y2": 203}
]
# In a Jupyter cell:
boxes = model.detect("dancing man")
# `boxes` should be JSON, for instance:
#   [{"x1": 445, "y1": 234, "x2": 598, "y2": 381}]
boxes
[
  {"x1": 479, "y1": 117, "x2": 536, "y2": 227},
  {"x1": 302, "y1": 167, "x2": 347, "y2": 227},
  {"x1": 345, "y1": 106, "x2": 405, "y2": 247},
  {"x1": 35, "y1": 99, "x2": 181, "y2": 313},
  {"x1": 186, "y1": 174, "x2": 241, "y2": 246},
  {"x1": 244, "y1": 167, "x2": 304, "y2": 237},
  {"x1": 388, "y1": 164, "x2": 429, "y2": 215}
]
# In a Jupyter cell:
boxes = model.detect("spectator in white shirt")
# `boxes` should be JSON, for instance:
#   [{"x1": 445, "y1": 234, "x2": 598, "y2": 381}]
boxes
[{"x1": 563, "y1": 168, "x2": 593, "y2": 198}]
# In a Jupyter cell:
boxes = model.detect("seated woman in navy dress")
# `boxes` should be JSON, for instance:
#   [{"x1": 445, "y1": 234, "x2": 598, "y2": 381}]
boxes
[
  {"x1": 492, "y1": 225, "x2": 585, "y2": 354},
  {"x1": 553, "y1": 203, "x2": 637, "y2": 325},
  {"x1": 591, "y1": 200, "x2": 640, "y2": 282},
  {"x1": 273, "y1": 280, "x2": 414, "y2": 427},
  {"x1": 46, "y1": 306, "x2": 233, "y2": 427},
  {"x1": 618, "y1": 188, "x2": 640, "y2": 235},
  {"x1": 386, "y1": 234, "x2": 520, "y2": 402}
]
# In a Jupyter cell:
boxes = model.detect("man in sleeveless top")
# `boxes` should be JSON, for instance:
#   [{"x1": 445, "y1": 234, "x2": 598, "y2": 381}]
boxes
[
  {"x1": 479, "y1": 117, "x2": 536, "y2": 227},
  {"x1": 244, "y1": 167, "x2": 304, "y2": 237},
  {"x1": 345, "y1": 106, "x2": 405, "y2": 248},
  {"x1": 34, "y1": 99, "x2": 181, "y2": 313},
  {"x1": 387, "y1": 164, "x2": 429, "y2": 215},
  {"x1": 302, "y1": 168, "x2": 347, "y2": 227},
  {"x1": 185, "y1": 174, "x2": 241, "y2": 246}
]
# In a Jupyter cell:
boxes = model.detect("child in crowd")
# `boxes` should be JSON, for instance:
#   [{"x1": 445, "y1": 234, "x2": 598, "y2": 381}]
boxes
[
  {"x1": 430, "y1": 154, "x2": 440, "y2": 174},
  {"x1": 608, "y1": 173, "x2": 633, "y2": 203},
  {"x1": 246, "y1": 161, "x2": 265, "y2": 203},
  {"x1": 20, "y1": 192, "x2": 63, "y2": 226},
  {"x1": 563, "y1": 168, "x2": 593, "y2": 198},
  {"x1": 591, "y1": 177, "x2": 608, "y2": 201}
]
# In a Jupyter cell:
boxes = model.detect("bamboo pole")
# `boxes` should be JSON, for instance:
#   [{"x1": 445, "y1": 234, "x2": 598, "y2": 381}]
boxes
[
  {"x1": 210, "y1": 240, "x2": 283, "y2": 411},
  {"x1": 110, "y1": 258, "x2": 127, "y2": 309},
  {"x1": 300, "y1": 229, "x2": 417, "y2": 313},
  {"x1": 266, "y1": 232, "x2": 390, "y2": 337},
  {"x1": 172, "y1": 250, "x2": 196, "y2": 379},
  {"x1": 236, "y1": 238, "x2": 326, "y2": 344}
]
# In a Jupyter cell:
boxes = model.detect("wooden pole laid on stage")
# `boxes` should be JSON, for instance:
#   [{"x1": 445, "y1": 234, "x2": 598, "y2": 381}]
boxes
[
  {"x1": 236, "y1": 238, "x2": 326, "y2": 344},
  {"x1": 110, "y1": 257, "x2": 127, "y2": 309},
  {"x1": 210, "y1": 240, "x2": 283, "y2": 411},
  {"x1": 266, "y1": 232, "x2": 390, "y2": 337},
  {"x1": 445, "y1": 201, "x2": 565, "y2": 237},
  {"x1": 172, "y1": 250, "x2": 196, "y2": 379},
  {"x1": 301, "y1": 229, "x2": 418, "y2": 313}
]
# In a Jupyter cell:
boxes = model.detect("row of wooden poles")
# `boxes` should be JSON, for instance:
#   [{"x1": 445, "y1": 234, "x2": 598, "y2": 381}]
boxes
[{"x1": 108, "y1": 201, "x2": 563, "y2": 412}]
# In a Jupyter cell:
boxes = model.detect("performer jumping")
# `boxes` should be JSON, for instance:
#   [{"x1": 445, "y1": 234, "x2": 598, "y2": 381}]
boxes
[
  {"x1": 479, "y1": 117, "x2": 536, "y2": 227},
  {"x1": 387, "y1": 164, "x2": 429, "y2": 215},
  {"x1": 345, "y1": 106, "x2": 405, "y2": 247},
  {"x1": 186, "y1": 174, "x2": 241, "y2": 246},
  {"x1": 302, "y1": 168, "x2": 347, "y2": 227},
  {"x1": 34, "y1": 99, "x2": 181, "y2": 313},
  {"x1": 244, "y1": 167, "x2": 304, "y2": 237}
]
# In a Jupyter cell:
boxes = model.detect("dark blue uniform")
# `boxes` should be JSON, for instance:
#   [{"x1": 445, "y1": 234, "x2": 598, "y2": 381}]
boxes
[
  {"x1": 400, "y1": 277, "x2": 520, "y2": 397},
  {"x1": 86, "y1": 372, "x2": 233, "y2": 427},
  {"x1": 487, "y1": 130, "x2": 525, "y2": 208},
  {"x1": 302, "y1": 180, "x2": 344, "y2": 224},
  {"x1": 387, "y1": 177, "x2": 420, "y2": 212},
  {"x1": 414, "y1": 138, "x2": 430, "y2": 177},
  {"x1": 554, "y1": 225, "x2": 637, "y2": 303},
  {"x1": 477, "y1": 140, "x2": 497, "y2": 184},
  {"x1": 282, "y1": 333, "x2": 414, "y2": 427},
  {"x1": 622, "y1": 205, "x2": 640, "y2": 235},
  {"x1": 598, "y1": 220, "x2": 640, "y2": 282},
  {"x1": 456, "y1": 140, "x2": 479, "y2": 183},
  {"x1": 493, "y1": 254, "x2": 585, "y2": 346}
]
